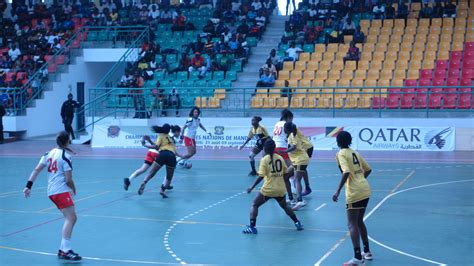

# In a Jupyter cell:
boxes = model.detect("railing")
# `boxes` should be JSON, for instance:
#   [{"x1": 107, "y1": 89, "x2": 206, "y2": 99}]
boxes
[
  {"x1": 80, "y1": 86, "x2": 473, "y2": 121},
  {"x1": 1, "y1": 26, "x2": 150, "y2": 116}
]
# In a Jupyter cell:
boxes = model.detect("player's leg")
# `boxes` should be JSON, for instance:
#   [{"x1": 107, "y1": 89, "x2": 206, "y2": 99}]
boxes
[
  {"x1": 284, "y1": 165, "x2": 295, "y2": 202},
  {"x1": 302, "y1": 148, "x2": 313, "y2": 196},
  {"x1": 181, "y1": 138, "x2": 197, "y2": 159},
  {"x1": 160, "y1": 166, "x2": 175, "y2": 198},
  {"x1": 243, "y1": 193, "x2": 267, "y2": 234},
  {"x1": 358, "y1": 204, "x2": 372, "y2": 260},
  {"x1": 292, "y1": 167, "x2": 307, "y2": 210},
  {"x1": 138, "y1": 162, "x2": 163, "y2": 195},
  {"x1": 346, "y1": 208, "x2": 364, "y2": 264},
  {"x1": 58, "y1": 205, "x2": 81, "y2": 260},
  {"x1": 124, "y1": 163, "x2": 150, "y2": 191},
  {"x1": 275, "y1": 196, "x2": 303, "y2": 230},
  {"x1": 248, "y1": 147, "x2": 261, "y2": 176}
]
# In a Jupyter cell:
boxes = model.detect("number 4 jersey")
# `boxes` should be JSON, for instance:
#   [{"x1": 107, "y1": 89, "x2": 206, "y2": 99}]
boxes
[
  {"x1": 336, "y1": 148, "x2": 372, "y2": 204},
  {"x1": 39, "y1": 148, "x2": 73, "y2": 196}
]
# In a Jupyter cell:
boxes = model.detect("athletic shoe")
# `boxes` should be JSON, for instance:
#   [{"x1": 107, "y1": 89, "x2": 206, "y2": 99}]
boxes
[
  {"x1": 292, "y1": 200, "x2": 307, "y2": 211},
  {"x1": 362, "y1": 252, "x2": 373, "y2": 260},
  {"x1": 164, "y1": 185, "x2": 174, "y2": 190},
  {"x1": 302, "y1": 188, "x2": 312, "y2": 196},
  {"x1": 123, "y1": 178, "x2": 130, "y2": 191},
  {"x1": 248, "y1": 171, "x2": 257, "y2": 176},
  {"x1": 58, "y1": 250, "x2": 82, "y2": 261},
  {"x1": 160, "y1": 191, "x2": 169, "y2": 198},
  {"x1": 286, "y1": 199, "x2": 297, "y2": 207},
  {"x1": 295, "y1": 221, "x2": 304, "y2": 231},
  {"x1": 344, "y1": 257, "x2": 364, "y2": 265},
  {"x1": 242, "y1": 225, "x2": 258, "y2": 234},
  {"x1": 138, "y1": 183, "x2": 146, "y2": 195}
]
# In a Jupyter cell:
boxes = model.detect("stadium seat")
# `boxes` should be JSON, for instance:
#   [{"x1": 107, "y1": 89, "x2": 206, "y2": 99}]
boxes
[
  {"x1": 303, "y1": 71, "x2": 315, "y2": 80},
  {"x1": 291, "y1": 70, "x2": 303, "y2": 80},
  {"x1": 283, "y1": 61, "x2": 294, "y2": 71},
  {"x1": 278, "y1": 70, "x2": 290, "y2": 80},
  {"x1": 420, "y1": 69, "x2": 432, "y2": 80},
  {"x1": 428, "y1": 95, "x2": 442, "y2": 109},
  {"x1": 295, "y1": 61, "x2": 307, "y2": 71},
  {"x1": 460, "y1": 78, "x2": 473, "y2": 87},
  {"x1": 443, "y1": 95, "x2": 457, "y2": 109},
  {"x1": 448, "y1": 69, "x2": 460, "y2": 79},
  {"x1": 463, "y1": 68, "x2": 474, "y2": 79},
  {"x1": 307, "y1": 61, "x2": 318, "y2": 71},
  {"x1": 372, "y1": 96, "x2": 386, "y2": 109}
]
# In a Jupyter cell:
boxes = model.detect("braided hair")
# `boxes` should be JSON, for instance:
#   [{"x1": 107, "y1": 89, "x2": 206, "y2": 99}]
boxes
[
  {"x1": 151, "y1": 124, "x2": 171, "y2": 134},
  {"x1": 263, "y1": 139, "x2": 276, "y2": 171},
  {"x1": 284, "y1": 121, "x2": 297, "y2": 139},
  {"x1": 56, "y1": 131, "x2": 75, "y2": 154},
  {"x1": 280, "y1": 108, "x2": 294, "y2": 122}
]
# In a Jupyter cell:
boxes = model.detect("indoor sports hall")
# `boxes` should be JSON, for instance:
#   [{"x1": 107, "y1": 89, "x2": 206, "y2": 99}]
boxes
[{"x1": 0, "y1": 0, "x2": 473, "y2": 265}]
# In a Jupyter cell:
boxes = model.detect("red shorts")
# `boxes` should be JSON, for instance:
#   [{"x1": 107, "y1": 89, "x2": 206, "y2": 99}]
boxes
[
  {"x1": 184, "y1": 137, "x2": 196, "y2": 147},
  {"x1": 275, "y1": 147, "x2": 290, "y2": 160},
  {"x1": 144, "y1": 151, "x2": 159, "y2": 165},
  {"x1": 49, "y1": 192, "x2": 74, "y2": 210}
]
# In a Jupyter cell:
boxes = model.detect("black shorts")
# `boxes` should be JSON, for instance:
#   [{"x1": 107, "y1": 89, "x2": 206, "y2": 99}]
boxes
[
  {"x1": 155, "y1": 150, "x2": 177, "y2": 168},
  {"x1": 255, "y1": 137, "x2": 269, "y2": 151},
  {"x1": 294, "y1": 164, "x2": 308, "y2": 172},
  {"x1": 306, "y1": 147, "x2": 313, "y2": 158},
  {"x1": 260, "y1": 193, "x2": 286, "y2": 203},
  {"x1": 346, "y1": 198, "x2": 369, "y2": 210}
]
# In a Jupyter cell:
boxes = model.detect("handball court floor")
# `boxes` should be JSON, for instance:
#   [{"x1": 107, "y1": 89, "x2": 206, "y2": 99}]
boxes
[{"x1": 0, "y1": 141, "x2": 473, "y2": 266}]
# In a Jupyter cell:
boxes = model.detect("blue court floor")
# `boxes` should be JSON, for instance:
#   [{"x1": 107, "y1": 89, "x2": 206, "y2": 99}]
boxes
[{"x1": 0, "y1": 142, "x2": 473, "y2": 266}]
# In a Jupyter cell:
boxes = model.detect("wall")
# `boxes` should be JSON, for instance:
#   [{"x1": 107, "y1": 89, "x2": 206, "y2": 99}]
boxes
[
  {"x1": 456, "y1": 128, "x2": 474, "y2": 151},
  {"x1": 83, "y1": 49, "x2": 139, "y2": 62}
]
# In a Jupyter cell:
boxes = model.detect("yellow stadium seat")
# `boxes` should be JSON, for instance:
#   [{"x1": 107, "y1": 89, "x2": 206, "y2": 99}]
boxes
[
  {"x1": 358, "y1": 60, "x2": 370, "y2": 71},
  {"x1": 302, "y1": 70, "x2": 315, "y2": 80},
  {"x1": 344, "y1": 35, "x2": 353, "y2": 44},
  {"x1": 317, "y1": 97, "x2": 333, "y2": 109},
  {"x1": 405, "y1": 26, "x2": 417, "y2": 36},
  {"x1": 294, "y1": 61, "x2": 306, "y2": 71},
  {"x1": 425, "y1": 42, "x2": 438, "y2": 53},
  {"x1": 291, "y1": 71, "x2": 302, "y2": 80},
  {"x1": 392, "y1": 79, "x2": 403, "y2": 87},
  {"x1": 360, "y1": 20, "x2": 371, "y2": 29},
  {"x1": 327, "y1": 43, "x2": 339, "y2": 53},
  {"x1": 367, "y1": 35, "x2": 378, "y2": 43},
  {"x1": 441, "y1": 27, "x2": 453, "y2": 35},
  {"x1": 288, "y1": 80, "x2": 298, "y2": 88},
  {"x1": 299, "y1": 79, "x2": 312, "y2": 88},
  {"x1": 195, "y1": 97, "x2": 207, "y2": 108},
  {"x1": 312, "y1": 79, "x2": 325, "y2": 88},
  {"x1": 365, "y1": 79, "x2": 377, "y2": 87},
  {"x1": 340, "y1": 69, "x2": 353, "y2": 80},
  {"x1": 428, "y1": 34, "x2": 439, "y2": 43},
  {"x1": 383, "y1": 19, "x2": 394, "y2": 28},
  {"x1": 381, "y1": 27, "x2": 392, "y2": 36},
  {"x1": 411, "y1": 2, "x2": 421, "y2": 11},
  {"x1": 457, "y1": 9, "x2": 467, "y2": 18},
  {"x1": 314, "y1": 44, "x2": 326, "y2": 53},
  {"x1": 338, "y1": 78, "x2": 351, "y2": 88},
  {"x1": 278, "y1": 70, "x2": 290, "y2": 80},
  {"x1": 367, "y1": 69, "x2": 380, "y2": 80},
  {"x1": 378, "y1": 35, "x2": 390, "y2": 43},
  {"x1": 290, "y1": 97, "x2": 303, "y2": 108},
  {"x1": 375, "y1": 43, "x2": 388, "y2": 52},
  {"x1": 418, "y1": 18, "x2": 429, "y2": 27},
  {"x1": 396, "y1": 60, "x2": 409, "y2": 70},
  {"x1": 431, "y1": 18, "x2": 442, "y2": 27},
  {"x1": 372, "y1": 19, "x2": 382, "y2": 28},
  {"x1": 304, "y1": 97, "x2": 317, "y2": 108},
  {"x1": 430, "y1": 27, "x2": 441, "y2": 35},
  {"x1": 344, "y1": 61, "x2": 357, "y2": 71},
  {"x1": 388, "y1": 43, "x2": 400, "y2": 52},
  {"x1": 307, "y1": 61, "x2": 318, "y2": 71},
  {"x1": 276, "y1": 97, "x2": 288, "y2": 108},
  {"x1": 315, "y1": 70, "x2": 328, "y2": 80},
  {"x1": 454, "y1": 27, "x2": 466, "y2": 35},
  {"x1": 394, "y1": 69, "x2": 406, "y2": 79},
  {"x1": 410, "y1": 60, "x2": 422, "y2": 71},
  {"x1": 283, "y1": 62, "x2": 294, "y2": 71},
  {"x1": 263, "y1": 97, "x2": 276, "y2": 108},
  {"x1": 415, "y1": 34, "x2": 427, "y2": 44},
  {"x1": 422, "y1": 60, "x2": 435, "y2": 70},
  {"x1": 443, "y1": 17, "x2": 454, "y2": 27},
  {"x1": 413, "y1": 42, "x2": 425, "y2": 52},
  {"x1": 323, "y1": 52, "x2": 335, "y2": 61},
  {"x1": 399, "y1": 51, "x2": 411, "y2": 61},
  {"x1": 251, "y1": 97, "x2": 264, "y2": 108},
  {"x1": 411, "y1": 51, "x2": 423, "y2": 61},
  {"x1": 255, "y1": 88, "x2": 268, "y2": 97},
  {"x1": 363, "y1": 43, "x2": 375, "y2": 53},
  {"x1": 332, "y1": 61, "x2": 344, "y2": 71},
  {"x1": 439, "y1": 41, "x2": 451, "y2": 52},
  {"x1": 335, "y1": 51, "x2": 347, "y2": 61},
  {"x1": 371, "y1": 60, "x2": 383, "y2": 71},
  {"x1": 394, "y1": 19, "x2": 405, "y2": 28},
  {"x1": 440, "y1": 34, "x2": 452, "y2": 43},
  {"x1": 455, "y1": 18, "x2": 466, "y2": 28},
  {"x1": 354, "y1": 70, "x2": 367, "y2": 80},
  {"x1": 378, "y1": 79, "x2": 391, "y2": 87},
  {"x1": 214, "y1": 89, "x2": 226, "y2": 99},
  {"x1": 452, "y1": 42, "x2": 463, "y2": 51},
  {"x1": 369, "y1": 27, "x2": 380, "y2": 36},
  {"x1": 207, "y1": 97, "x2": 221, "y2": 108},
  {"x1": 407, "y1": 69, "x2": 419, "y2": 80},
  {"x1": 425, "y1": 51, "x2": 437, "y2": 61},
  {"x1": 360, "y1": 52, "x2": 372, "y2": 61},
  {"x1": 393, "y1": 26, "x2": 405, "y2": 35},
  {"x1": 384, "y1": 59, "x2": 396, "y2": 70},
  {"x1": 326, "y1": 79, "x2": 338, "y2": 88},
  {"x1": 373, "y1": 52, "x2": 385, "y2": 61},
  {"x1": 453, "y1": 34, "x2": 465, "y2": 43},
  {"x1": 328, "y1": 70, "x2": 341, "y2": 80},
  {"x1": 319, "y1": 61, "x2": 332, "y2": 71},
  {"x1": 386, "y1": 50, "x2": 398, "y2": 60},
  {"x1": 298, "y1": 53, "x2": 310, "y2": 62},
  {"x1": 352, "y1": 78, "x2": 364, "y2": 89},
  {"x1": 274, "y1": 80, "x2": 286, "y2": 87},
  {"x1": 390, "y1": 35, "x2": 402, "y2": 43},
  {"x1": 310, "y1": 52, "x2": 322, "y2": 61},
  {"x1": 269, "y1": 89, "x2": 281, "y2": 98},
  {"x1": 380, "y1": 69, "x2": 393, "y2": 80}
]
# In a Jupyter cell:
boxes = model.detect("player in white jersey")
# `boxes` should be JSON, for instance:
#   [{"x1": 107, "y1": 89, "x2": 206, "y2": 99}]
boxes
[
  {"x1": 23, "y1": 131, "x2": 81, "y2": 261},
  {"x1": 272, "y1": 110, "x2": 294, "y2": 203},
  {"x1": 178, "y1": 106, "x2": 211, "y2": 166}
]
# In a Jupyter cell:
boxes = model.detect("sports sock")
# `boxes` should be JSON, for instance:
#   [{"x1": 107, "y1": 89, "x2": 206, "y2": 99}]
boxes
[
  {"x1": 289, "y1": 214, "x2": 298, "y2": 223},
  {"x1": 363, "y1": 241, "x2": 370, "y2": 253},
  {"x1": 250, "y1": 161, "x2": 256, "y2": 172},
  {"x1": 250, "y1": 219, "x2": 256, "y2": 227},
  {"x1": 354, "y1": 247, "x2": 362, "y2": 260},
  {"x1": 61, "y1": 238, "x2": 71, "y2": 252}
]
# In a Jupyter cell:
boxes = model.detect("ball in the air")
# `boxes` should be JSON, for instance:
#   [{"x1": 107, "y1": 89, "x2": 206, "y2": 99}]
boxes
[{"x1": 184, "y1": 161, "x2": 192, "y2": 169}]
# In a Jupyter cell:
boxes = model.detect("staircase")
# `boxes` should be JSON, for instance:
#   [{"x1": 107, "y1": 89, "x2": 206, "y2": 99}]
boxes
[{"x1": 223, "y1": 15, "x2": 287, "y2": 111}]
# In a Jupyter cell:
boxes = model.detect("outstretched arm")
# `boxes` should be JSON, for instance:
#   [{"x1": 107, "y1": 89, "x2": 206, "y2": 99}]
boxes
[
  {"x1": 239, "y1": 138, "x2": 251, "y2": 150},
  {"x1": 23, "y1": 163, "x2": 46, "y2": 198},
  {"x1": 247, "y1": 176, "x2": 264, "y2": 193},
  {"x1": 199, "y1": 122, "x2": 212, "y2": 136}
]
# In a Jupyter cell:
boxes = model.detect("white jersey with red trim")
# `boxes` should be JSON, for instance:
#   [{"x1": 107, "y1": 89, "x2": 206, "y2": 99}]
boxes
[
  {"x1": 39, "y1": 148, "x2": 73, "y2": 196},
  {"x1": 272, "y1": 121, "x2": 288, "y2": 148},
  {"x1": 184, "y1": 117, "x2": 200, "y2": 139}
]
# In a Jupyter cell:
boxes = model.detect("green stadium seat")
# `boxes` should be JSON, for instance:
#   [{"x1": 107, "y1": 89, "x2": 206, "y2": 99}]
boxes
[
  {"x1": 87, "y1": 31, "x2": 98, "y2": 41},
  {"x1": 189, "y1": 71, "x2": 200, "y2": 80},
  {"x1": 177, "y1": 71, "x2": 188, "y2": 81},
  {"x1": 154, "y1": 71, "x2": 165, "y2": 81},
  {"x1": 247, "y1": 37, "x2": 257, "y2": 47},
  {"x1": 231, "y1": 61, "x2": 243, "y2": 72},
  {"x1": 213, "y1": 71, "x2": 224, "y2": 81},
  {"x1": 195, "y1": 80, "x2": 207, "y2": 87},
  {"x1": 171, "y1": 80, "x2": 182, "y2": 87},
  {"x1": 165, "y1": 72, "x2": 176, "y2": 81},
  {"x1": 221, "y1": 80, "x2": 232, "y2": 88},
  {"x1": 225, "y1": 71, "x2": 237, "y2": 81},
  {"x1": 303, "y1": 44, "x2": 314, "y2": 53},
  {"x1": 208, "y1": 80, "x2": 219, "y2": 88},
  {"x1": 98, "y1": 31, "x2": 108, "y2": 41},
  {"x1": 182, "y1": 97, "x2": 195, "y2": 108},
  {"x1": 183, "y1": 80, "x2": 195, "y2": 88}
]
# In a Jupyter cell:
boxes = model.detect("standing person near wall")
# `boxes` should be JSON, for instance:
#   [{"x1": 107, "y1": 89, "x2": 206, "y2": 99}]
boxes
[
  {"x1": 60, "y1": 93, "x2": 81, "y2": 140},
  {"x1": 0, "y1": 101, "x2": 5, "y2": 144}
]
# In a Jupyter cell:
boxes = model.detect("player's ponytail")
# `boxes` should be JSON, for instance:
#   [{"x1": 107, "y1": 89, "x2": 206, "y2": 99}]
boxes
[
  {"x1": 56, "y1": 131, "x2": 75, "y2": 154},
  {"x1": 280, "y1": 108, "x2": 293, "y2": 121},
  {"x1": 171, "y1": 125, "x2": 181, "y2": 134},
  {"x1": 151, "y1": 124, "x2": 171, "y2": 134},
  {"x1": 263, "y1": 139, "x2": 276, "y2": 171}
]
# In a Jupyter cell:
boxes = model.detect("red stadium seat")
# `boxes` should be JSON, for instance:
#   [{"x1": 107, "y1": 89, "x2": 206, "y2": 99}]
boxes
[
  {"x1": 404, "y1": 79, "x2": 417, "y2": 87},
  {"x1": 436, "y1": 60, "x2": 448, "y2": 70},
  {"x1": 402, "y1": 87, "x2": 415, "y2": 97},
  {"x1": 414, "y1": 95, "x2": 428, "y2": 108},
  {"x1": 16, "y1": 72, "x2": 26, "y2": 80},
  {"x1": 431, "y1": 87, "x2": 443, "y2": 97},
  {"x1": 48, "y1": 63, "x2": 57, "y2": 73},
  {"x1": 460, "y1": 79, "x2": 473, "y2": 86},
  {"x1": 450, "y1": 51, "x2": 463, "y2": 62},
  {"x1": 446, "y1": 77, "x2": 459, "y2": 86},
  {"x1": 418, "y1": 79, "x2": 431, "y2": 88},
  {"x1": 449, "y1": 60, "x2": 461, "y2": 70},
  {"x1": 388, "y1": 87, "x2": 400, "y2": 95},
  {"x1": 386, "y1": 95, "x2": 400, "y2": 109},
  {"x1": 443, "y1": 95, "x2": 457, "y2": 109},
  {"x1": 448, "y1": 69, "x2": 460, "y2": 78},
  {"x1": 459, "y1": 87, "x2": 472, "y2": 94},
  {"x1": 420, "y1": 69, "x2": 432, "y2": 79},
  {"x1": 400, "y1": 95, "x2": 413, "y2": 109},
  {"x1": 463, "y1": 68, "x2": 474, "y2": 79},
  {"x1": 372, "y1": 97, "x2": 386, "y2": 109},
  {"x1": 434, "y1": 68, "x2": 446, "y2": 79},
  {"x1": 432, "y1": 78, "x2": 445, "y2": 86},
  {"x1": 465, "y1": 42, "x2": 474, "y2": 51},
  {"x1": 5, "y1": 72, "x2": 15, "y2": 82},
  {"x1": 458, "y1": 95, "x2": 472, "y2": 109},
  {"x1": 429, "y1": 96, "x2": 442, "y2": 109},
  {"x1": 463, "y1": 60, "x2": 474, "y2": 69}
]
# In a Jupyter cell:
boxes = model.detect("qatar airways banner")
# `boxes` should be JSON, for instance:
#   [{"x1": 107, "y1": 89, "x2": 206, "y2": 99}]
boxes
[{"x1": 92, "y1": 124, "x2": 455, "y2": 151}]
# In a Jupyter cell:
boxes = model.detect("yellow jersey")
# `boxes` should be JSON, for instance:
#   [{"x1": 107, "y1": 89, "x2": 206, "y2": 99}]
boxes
[
  {"x1": 336, "y1": 148, "x2": 372, "y2": 204},
  {"x1": 297, "y1": 129, "x2": 313, "y2": 150},
  {"x1": 287, "y1": 133, "x2": 310, "y2": 165},
  {"x1": 258, "y1": 154, "x2": 287, "y2": 197},
  {"x1": 155, "y1": 133, "x2": 177, "y2": 153},
  {"x1": 248, "y1": 125, "x2": 269, "y2": 140}
]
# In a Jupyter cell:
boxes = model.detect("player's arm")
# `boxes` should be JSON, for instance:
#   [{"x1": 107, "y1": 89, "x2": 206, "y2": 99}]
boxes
[
  {"x1": 284, "y1": 135, "x2": 297, "y2": 153},
  {"x1": 247, "y1": 176, "x2": 263, "y2": 193},
  {"x1": 333, "y1": 154, "x2": 350, "y2": 202},
  {"x1": 285, "y1": 144, "x2": 296, "y2": 153},
  {"x1": 359, "y1": 155, "x2": 372, "y2": 178},
  {"x1": 23, "y1": 163, "x2": 46, "y2": 198},
  {"x1": 141, "y1": 135, "x2": 159, "y2": 149},
  {"x1": 64, "y1": 170, "x2": 76, "y2": 196},
  {"x1": 240, "y1": 130, "x2": 253, "y2": 150},
  {"x1": 180, "y1": 123, "x2": 188, "y2": 140},
  {"x1": 199, "y1": 122, "x2": 212, "y2": 136}
]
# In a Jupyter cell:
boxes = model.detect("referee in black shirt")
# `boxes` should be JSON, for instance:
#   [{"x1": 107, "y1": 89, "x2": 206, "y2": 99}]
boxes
[{"x1": 61, "y1": 93, "x2": 81, "y2": 140}]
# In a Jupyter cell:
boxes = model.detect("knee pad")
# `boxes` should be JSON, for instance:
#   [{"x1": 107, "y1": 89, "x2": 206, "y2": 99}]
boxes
[{"x1": 249, "y1": 152, "x2": 256, "y2": 161}]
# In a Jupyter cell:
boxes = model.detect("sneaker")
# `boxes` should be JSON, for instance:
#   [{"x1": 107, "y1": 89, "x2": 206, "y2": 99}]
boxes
[
  {"x1": 138, "y1": 183, "x2": 146, "y2": 195},
  {"x1": 344, "y1": 257, "x2": 364, "y2": 265},
  {"x1": 58, "y1": 250, "x2": 82, "y2": 261},
  {"x1": 302, "y1": 188, "x2": 312, "y2": 196},
  {"x1": 362, "y1": 252, "x2": 373, "y2": 260},
  {"x1": 295, "y1": 221, "x2": 304, "y2": 231},
  {"x1": 286, "y1": 199, "x2": 297, "y2": 207},
  {"x1": 292, "y1": 200, "x2": 307, "y2": 211},
  {"x1": 248, "y1": 171, "x2": 257, "y2": 176},
  {"x1": 242, "y1": 225, "x2": 258, "y2": 234},
  {"x1": 123, "y1": 178, "x2": 130, "y2": 191},
  {"x1": 164, "y1": 185, "x2": 174, "y2": 190},
  {"x1": 159, "y1": 188, "x2": 169, "y2": 198}
]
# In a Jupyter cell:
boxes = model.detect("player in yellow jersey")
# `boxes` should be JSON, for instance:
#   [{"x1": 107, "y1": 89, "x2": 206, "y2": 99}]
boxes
[
  {"x1": 243, "y1": 139, "x2": 303, "y2": 234},
  {"x1": 284, "y1": 122, "x2": 310, "y2": 210},
  {"x1": 332, "y1": 131, "x2": 373, "y2": 265},
  {"x1": 138, "y1": 124, "x2": 183, "y2": 198},
  {"x1": 239, "y1": 116, "x2": 270, "y2": 176}
]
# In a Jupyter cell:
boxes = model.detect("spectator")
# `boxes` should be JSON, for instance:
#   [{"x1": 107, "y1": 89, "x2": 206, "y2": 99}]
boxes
[
  {"x1": 444, "y1": 2, "x2": 456, "y2": 18},
  {"x1": 353, "y1": 26, "x2": 366, "y2": 43},
  {"x1": 187, "y1": 35, "x2": 205, "y2": 54},
  {"x1": 251, "y1": 0, "x2": 263, "y2": 12},
  {"x1": 156, "y1": 55, "x2": 170, "y2": 73},
  {"x1": 131, "y1": 73, "x2": 147, "y2": 119},
  {"x1": 372, "y1": 3, "x2": 385, "y2": 19},
  {"x1": 268, "y1": 49, "x2": 282, "y2": 70},
  {"x1": 237, "y1": 19, "x2": 250, "y2": 37},
  {"x1": 343, "y1": 41, "x2": 360, "y2": 67},
  {"x1": 8, "y1": 44, "x2": 21, "y2": 62},
  {"x1": 307, "y1": 4, "x2": 318, "y2": 21},
  {"x1": 257, "y1": 68, "x2": 275, "y2": 87},
  {"x1": 149, "y1": 5, "x2": 161, "y2": 20},
  {"x1": 325, "y1": 27, "x2": 344, "y2": 44},
  {"x1": 60, "y1": 93, "x2": 81, "y2": 140},
  {"x1": 217, "y1": 50, "x2": 234, "y2": 72},
  {"x1": 204, "y1": 35, "x2": 215, "y2": 54},
  {"x1": 397, "y1": 2, "x2": 408, "y2": 19},
  {"x1": 170, "y1": 53, "x2": 191, "y2": 73},
  {"x1": 286, "y1": 0, "x2": 296, "y2": 15},
  {"x1": 0, "y1": 101, "x2": 4, "y2": 144},
  {"x1": 149, "y1": 81, "x2": 167, "y2": 117},
  {"x1": 281, "y1": 80, "x2": 292, "y2": 104},
  {"x1": 189, "y1": 52, "x2": 207, "y2": 78},
  {"x1": 342, "y1": 17, "x2": 356, "y2": 35},
  {"x1": 385, "y1": 2, "x2": 395, "y2": 19},
  {"x1": 420, "y1": 3, "x2": 433, "y2": 18},
  {"x1": 171, "y1": 10, "x2": 186, "y2": 32},
  {"x1": 255, "y1": 11, "x2": 266, "y2": 28},
  {"x1": 118, "y1": 71, "x2": 134, "y2": 87},
  {"x1": 167, "y1": 88, "x2": 180, "y2": 116},
  {"x1": 285, "y1": 41, "x2": 303, "y2": 61},
  {"x1": 260, "y1": 58, "x2": 277, "y2": 77}
]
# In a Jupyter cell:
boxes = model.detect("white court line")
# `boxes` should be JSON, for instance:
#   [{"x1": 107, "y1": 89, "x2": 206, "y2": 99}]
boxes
[{"x1": 314, "y1": 203, "x2": 327, "y2": 212}]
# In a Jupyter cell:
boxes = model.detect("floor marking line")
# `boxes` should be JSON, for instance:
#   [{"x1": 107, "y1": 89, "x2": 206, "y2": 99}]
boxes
[
  {"x1": 314, "y1": 203, "x2": 327, "y2": 212},
  {"x1": 37, "y1": 191, "x2": 111, "y2": 212},
  {"x1": 0, "y1": 180, "x2": 105, "y2": 198},
  {"x1": 315, "y1": 170, "x2": 417, "y2": 266}
]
